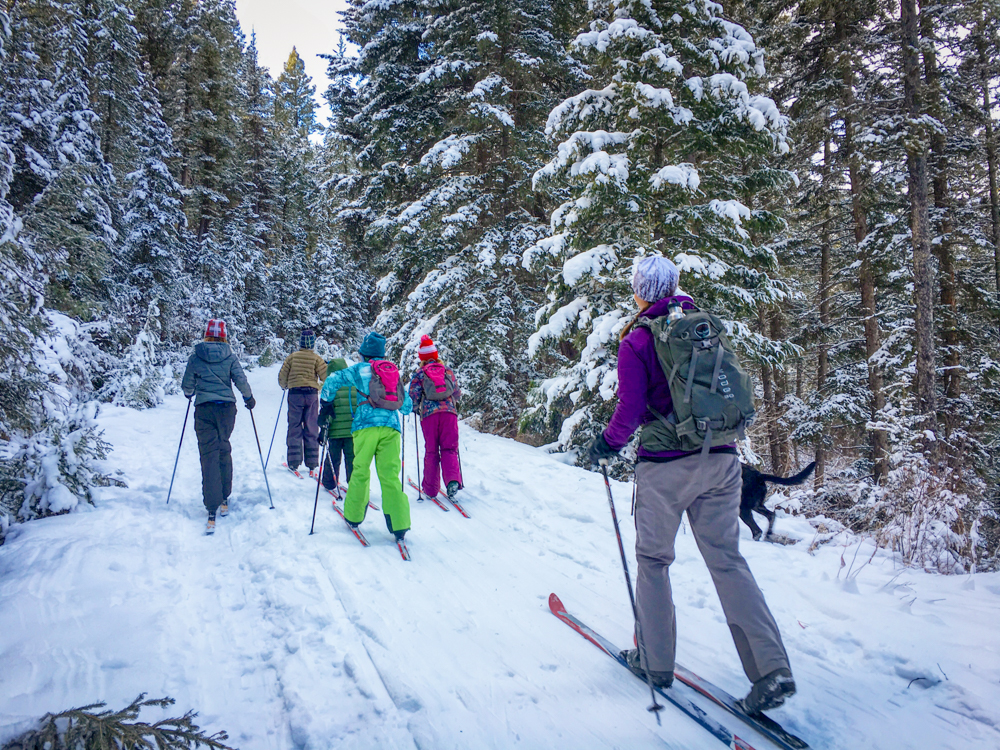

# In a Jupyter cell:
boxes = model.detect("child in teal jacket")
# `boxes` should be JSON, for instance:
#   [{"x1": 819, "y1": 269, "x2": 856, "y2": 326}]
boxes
[{"x1": 320, "y1": 332, "x2": 413, "y2": 538}]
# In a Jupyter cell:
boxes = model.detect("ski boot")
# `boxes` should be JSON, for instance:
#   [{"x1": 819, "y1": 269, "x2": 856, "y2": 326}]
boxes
[
  {"x1": 620, "y1": 648, "x2": 673, "y2": 688},
  {"x1": 206, "y1": 514, "x2": 216, "y2": 535},
  {"x1": 393, "y1": 529, "x2": 407, "y2": 541},
  {"x1": 741, "y1": 668, "x2": 795, "y2": 714},
  {"x1": 219, "y1": 501, "x2": 229, "y2": 517},
  {"x1": 446, "y1": 480, "x2": 460, "y2": 500}
]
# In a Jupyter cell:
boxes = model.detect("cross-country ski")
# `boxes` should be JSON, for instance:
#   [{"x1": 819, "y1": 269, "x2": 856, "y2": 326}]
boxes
[
  {"x1": 407, "y1": 477, "x2": 450, "y2": 513},
  {"x1": 549, "y1": 593, "x2": 807, "y2": 750}
]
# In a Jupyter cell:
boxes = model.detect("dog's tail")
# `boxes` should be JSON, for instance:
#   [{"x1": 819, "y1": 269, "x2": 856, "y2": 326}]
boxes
[{"x1": 755, "y1": 461, "x2": 817, "y2": 487}]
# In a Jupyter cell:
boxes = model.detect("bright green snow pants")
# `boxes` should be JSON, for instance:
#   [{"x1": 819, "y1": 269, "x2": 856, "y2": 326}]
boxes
[{"x1": 344, "y1": 426, "x2": 410, "y2": 533}]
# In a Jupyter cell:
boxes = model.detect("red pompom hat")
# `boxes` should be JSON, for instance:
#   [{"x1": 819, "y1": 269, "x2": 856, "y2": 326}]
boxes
[
  {"x1": 205, "y1": 319, "x2": 227, "y2": 341},
  {"x1": 417, "y1": 334, "x2": 438, "y2": 362}
]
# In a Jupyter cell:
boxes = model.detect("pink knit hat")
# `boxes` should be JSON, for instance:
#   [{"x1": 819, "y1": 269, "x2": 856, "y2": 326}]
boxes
[
  {"x1": 204, "y1": 319, "x2": 227, "y2": 340},
  {"x1": 417, "y1": 335, "x2": 438, "y2": 362}
]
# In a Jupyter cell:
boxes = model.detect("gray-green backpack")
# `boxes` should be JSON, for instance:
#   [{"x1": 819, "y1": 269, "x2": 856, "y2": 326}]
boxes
[{"x1": 634, "y1": 306, "x2": 755, "y2": 455}]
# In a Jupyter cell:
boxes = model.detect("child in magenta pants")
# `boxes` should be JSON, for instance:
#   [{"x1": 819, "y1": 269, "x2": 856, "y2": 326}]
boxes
[{"x1": 408, "y1": 335, "x2": 463, "y2": 498}]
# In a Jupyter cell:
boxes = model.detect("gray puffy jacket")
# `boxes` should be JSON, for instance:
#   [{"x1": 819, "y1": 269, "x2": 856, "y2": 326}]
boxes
[{"x1": 181, "y1": 342, "x2": 253, "y2": 406}]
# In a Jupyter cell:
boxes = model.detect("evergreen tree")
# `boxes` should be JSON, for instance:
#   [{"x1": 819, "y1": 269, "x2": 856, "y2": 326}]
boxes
[
  {"x1": 525, "y1": 0, "x2": 794, "y2": 456},
  {"x1": 314, "y1": 36, "x2": 377, "y2": 348},
  {"x1": 1, "y1": 0, "x2": 116, "y2": 320},
  {"x1": 270, "y1": 46, "x2": 321, "y2": 344},
  {"x1": 112, "y1": 79, "x2": 190, "y2": 344},
  {"x1": 328, "y1": 0, "x2": 586, "y2": 429},
  {"x1": 274, "y1": 47, "x2": 321, "y2": 140},
  {"x1": 162, "y1": 0, "x2": 244, "y2": 246}
]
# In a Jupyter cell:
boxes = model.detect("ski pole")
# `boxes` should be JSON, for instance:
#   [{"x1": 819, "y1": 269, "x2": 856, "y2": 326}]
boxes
[
  {"x1": 249, "y1": 409, "x2": 275, "y2": 509},
  {"x1": 309, "y1": 434, "x2": 329, "y2": 535},
  {"x1": 166, "y1": 397, "x2": 192, "y2": 505},
  {"x1": 401, "y1": 414, "x2": 406, "y2": 488},
  {"x1": 456, "y1": 422, "x2": 464, "y2": 488},
  {"x1": 600, "y1": 460, "x2": 664, "y2": 723},
  {"x1": 265, "y1": 389, "x2": 286, "y2": 470},
  {"x1": 414, "y1": 413, "x2": 423, "y2": 501}
]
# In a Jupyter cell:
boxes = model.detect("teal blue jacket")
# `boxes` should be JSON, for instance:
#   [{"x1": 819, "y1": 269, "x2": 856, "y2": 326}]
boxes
[{"x1": 321, "y1": 361, "x2": 413, "y2": 434}]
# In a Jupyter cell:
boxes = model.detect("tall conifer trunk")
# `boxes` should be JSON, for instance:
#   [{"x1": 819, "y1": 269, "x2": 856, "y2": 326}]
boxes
[
  {"x1": 922, "y1": 11, "x2": 959, "y2": 447},
  {"x1": 839, "y1": 21, "x2": 888, "y2": 483},
  {"x1": 976, "y1": 7, "x2": 1000, "y2": 294},
  {"x1": 816, "y1": 129, "x2": 833, "y2": 487},
  {"x1": 901, "y1": 0, "x2": 937, "y2": 433}
]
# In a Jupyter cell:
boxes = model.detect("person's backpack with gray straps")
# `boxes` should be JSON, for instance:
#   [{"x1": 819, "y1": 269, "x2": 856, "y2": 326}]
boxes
[{"x1": 634, "y1": 305, "x2": 755, "y2": 455}]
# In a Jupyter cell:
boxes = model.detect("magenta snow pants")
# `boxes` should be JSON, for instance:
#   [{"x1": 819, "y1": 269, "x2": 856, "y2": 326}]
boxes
[{"x1": 420, "y1": 411, "x2": 462, "y2": 498}]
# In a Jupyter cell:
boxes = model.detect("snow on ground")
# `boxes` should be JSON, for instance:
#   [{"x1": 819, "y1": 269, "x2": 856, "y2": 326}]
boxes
[{"x1": 2, "y1": 363, "x2": 999, "y2": 749}]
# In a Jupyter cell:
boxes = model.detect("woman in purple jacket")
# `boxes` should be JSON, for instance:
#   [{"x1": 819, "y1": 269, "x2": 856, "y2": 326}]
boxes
[
  {"x1": 588, "y1": 256, "x2": 795, "y2": 715},
  {"x1": 408, "y1": 335, "x2": 463, "y2": 500}
]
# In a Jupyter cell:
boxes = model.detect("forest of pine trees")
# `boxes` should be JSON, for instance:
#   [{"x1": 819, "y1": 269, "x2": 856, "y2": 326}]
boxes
[{"x1": 1, "y1": 0, "x2": 998, "y2": 571}]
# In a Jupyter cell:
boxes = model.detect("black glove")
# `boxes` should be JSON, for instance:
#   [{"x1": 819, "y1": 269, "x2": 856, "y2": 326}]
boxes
[
  {"x1": 319, "y1": 400, "x2": 335, "y2": 422},
  {"x1": 587, "y1": 433, "x2": 618, "y2": 466},
  {"x1": 244, "y1": 396, "x2": 256, "y2": 410},
  {"x1": 318, "y1": 424, "x2": 328, "y2": 444}
]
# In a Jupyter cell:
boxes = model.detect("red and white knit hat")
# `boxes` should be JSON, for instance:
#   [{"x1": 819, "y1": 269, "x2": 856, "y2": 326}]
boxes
[
  {"x1": 204, "y1": 319, "x2": 227, "y2": 341},
  {"x1": 417, "y1": 334, "x2": 438, "y2": 362}
]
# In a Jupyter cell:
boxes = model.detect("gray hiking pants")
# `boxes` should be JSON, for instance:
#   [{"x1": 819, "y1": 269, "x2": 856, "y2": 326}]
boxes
[{"x1": 634, "y1": 453, "x2": 790, "y2": 682}]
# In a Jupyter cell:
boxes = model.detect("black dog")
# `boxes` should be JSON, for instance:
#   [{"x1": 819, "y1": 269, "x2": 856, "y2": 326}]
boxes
[{"x1": 740, "y1": 461, "x2": 816, "y2": 541}]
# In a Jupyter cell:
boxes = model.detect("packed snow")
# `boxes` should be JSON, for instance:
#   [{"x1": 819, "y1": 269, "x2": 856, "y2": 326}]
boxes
[{"x1": 2, "y1": 364, "x2": 999, "y2": 749}]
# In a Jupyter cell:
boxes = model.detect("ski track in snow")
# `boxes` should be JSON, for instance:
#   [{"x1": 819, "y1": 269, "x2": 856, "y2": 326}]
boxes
[{"x1": 1, "y1": 364, "x2": 999, "y2": 749}]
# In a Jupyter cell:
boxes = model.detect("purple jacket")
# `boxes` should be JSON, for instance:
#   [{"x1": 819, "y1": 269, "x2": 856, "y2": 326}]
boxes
[
  {"x1": 603, "y1": 295, "x2": 702, "y2": 459},
  {"x1": 408, "y1": 364, "x2": 462, "y2": 419}
]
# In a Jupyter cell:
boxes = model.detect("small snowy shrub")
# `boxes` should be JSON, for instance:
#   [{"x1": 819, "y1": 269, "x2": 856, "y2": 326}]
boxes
[
  {"x1": 256, "y1": 335, "x2": 288, "y2": 368},
  {"x1": 99, "y1": 314, "x2": 172, "y2": 409},
  {"x1": 0, "y1": 313, "x2": 113, "y2": 542},
  {"x1": 8, "y1": 402, "x2": 110, "y2": 521},
  {"x1": 865, "y1": 451, "x2": 982, "y2": 574},
  {"x1": 102, "y1": 302, "x2": 179, "y2": 409}
]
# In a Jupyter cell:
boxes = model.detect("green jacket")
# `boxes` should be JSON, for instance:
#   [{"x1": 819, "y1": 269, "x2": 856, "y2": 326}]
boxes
[{"x1": 324, "y1": 358, "x2": 359, "y2": 439}]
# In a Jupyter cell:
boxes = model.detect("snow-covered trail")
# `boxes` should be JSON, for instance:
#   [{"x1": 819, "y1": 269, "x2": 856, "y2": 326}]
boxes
[{"x1": 2, "y1": 364, "x2": 1000, "y2": 750}]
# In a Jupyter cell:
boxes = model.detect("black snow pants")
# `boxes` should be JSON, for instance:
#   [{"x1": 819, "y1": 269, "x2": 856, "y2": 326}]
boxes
[
  {"x1": 194, "y1": 401, "x2": 237, "y2": 516},
  {"x1": 287, "y1": 387, "x2": 320, "y2": 469},
  {"x1": 322, "y1": 436, "x2": 355, "y2": 491}
]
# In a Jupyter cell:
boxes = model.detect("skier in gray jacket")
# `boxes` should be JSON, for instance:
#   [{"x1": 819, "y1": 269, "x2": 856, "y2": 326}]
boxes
[{"x1": 181, "y1": 319, "x2": 255, "y2": 534}]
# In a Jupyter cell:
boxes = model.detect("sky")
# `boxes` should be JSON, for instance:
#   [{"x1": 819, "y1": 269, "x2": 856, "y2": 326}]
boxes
[{"x1": 234, "y1": 0, "x2": 349, "y2": 126}]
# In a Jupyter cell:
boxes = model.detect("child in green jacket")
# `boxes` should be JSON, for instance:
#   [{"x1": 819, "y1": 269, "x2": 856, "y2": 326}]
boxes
[{"x1": 320, "y1": 357, "x2": 358, "y2": 495}]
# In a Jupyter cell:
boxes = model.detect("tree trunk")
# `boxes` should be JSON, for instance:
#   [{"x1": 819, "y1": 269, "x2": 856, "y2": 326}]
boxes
[
  {"x1": 922, "y1": 11, "x2": 960, "y2": 447},
  {"x1": 901, "y1": 0, "x2": 937, "y2": 433},
  {"x1": 769, "y1": 309, "x2": 789, "y2": 472},
  {"x1": 758, "y1": 306, "x2": 782, "y2": 473},
  {"x1": 839, "y1": 31, "x2": 889, "y2": 482},
  {"x1": 977, "y1": 7, "x2": 1000, "y2": 293},
  {"x1": 816, "y1": 130, "x2": 833, "y2": 487}
]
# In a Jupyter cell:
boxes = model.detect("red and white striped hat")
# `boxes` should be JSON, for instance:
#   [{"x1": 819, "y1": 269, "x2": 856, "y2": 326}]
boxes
[
  {"x1": 417, "y1": 334, "x2": 438, "y2": 362},
  {"x1": 204, "y1": 319, "x2": 227, "y2": 341}
]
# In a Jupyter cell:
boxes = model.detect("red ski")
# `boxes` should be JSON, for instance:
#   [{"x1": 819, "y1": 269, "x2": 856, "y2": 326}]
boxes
[
  {"x1": 317, "y1": 477, "x2": 379, "y2": 511},
  {"x1": 397, "y1": 538, "x2": 411, "y2": 561},
  {"x1": 438, "y1": 489, "x2": 469, "y2": 518},
  {"x1": 407, "y1": 477, "x2": 450, "y2": 512},
  {"x1": 330, "y1": 500, "x2": 369, "y2": 547},
  {"x1": 548, "y1": 593, "x2": 759, "y2": 750}
]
